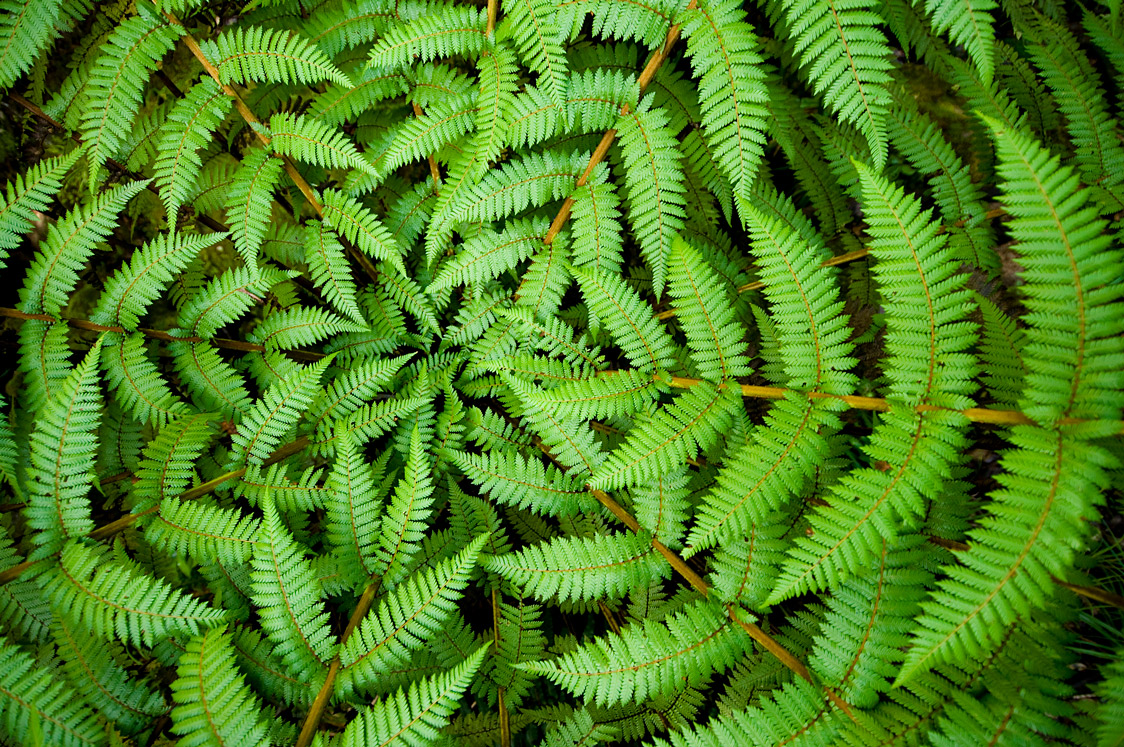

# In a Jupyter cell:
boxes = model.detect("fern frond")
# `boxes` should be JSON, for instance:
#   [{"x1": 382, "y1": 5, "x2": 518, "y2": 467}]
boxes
[
  {"x1": 985, "y1": 117, "x2": 1123, "y2": 425},
  {"x1": 521, "y1": 598, "x2": 753, "y2": 706},
  {"x1": 320, "y1": 188, "x2": 406, "y2": 274},
  {"x1": 471, "y1": 45, "x2": 520, "y2": 171},
  {"x1": 503, "y1": 373, "x2": 607, "y2": 476},
  {"x1": 379, "y1": 92, "x2": 477, "y2": 179},
  {"x1": 324, "y1": 431, "x2": 385, "y2": 588},
  {"x1": 52, "y1": 617, "x2": 165, "y2": 735},
  {"x1": 340, "y1": 644, "x2": 488, "y2": 746},
  {"x1": 0, "y1": 631, "x2": 103, "y2": 747},
  {"x1": 147, "y1": 496, "x2": 262, "y2": 567},
  {"x1": 782, "y1": 0, "x2": 893, "y2": 167},
  {"x1": 616, "y1": 100, "x2": 686, "y2": 297},
  {"x1": 25, "y1": 340, "x2": 103, "y2": 559},
  {"x1": 589, "y1": 381, "x2": 741, "y2": 492},
  {"x1": 679, "y1": 0, "x2": 768, "y2": 204},
  {"x1": 231, "y1": 355, "x2": 333, "y2": 466},
  {"x1": 367, "y1": 6, "x2": 487, "y2": 70},
  {"x1": 200, "y1": 25, "x2": 351, "y2": 87},
  {"x1": 337, "y1": 533, "x2": 488, "y2": 699},
  {"x1": 975, "y1": 293, "x2": 1026, "y2": 408},
  {"x1": 91, "y1": 231, "x2": 226, "y2": 330},
  {"x1": 0, "y1": 148, "x2": 82, "y2": 266},
  {"x1": 169, "y1": 340, "x2": 252, "y2": 421},
  {"x1": 79, "y1": 7, "x2": 181, "y2": 188},
  {"x1": 177, "y1": 265, "x2": 288, "y2": 340},
  {"x1": 268, "y1": 111, "x2": 375, "y2": 176},
  {"x1": 303, "y1": 220, "x2": 365, "y2": 324},
  {"x1": 573, "y1": 265, "x2": 678, "y2": 374},
  {"x1": 430, "y1": 217, "x2": 547, "y2": 293},
  {"x1": 170, "y1": 625, "x2": 272, "y2": 747},
  {"x1": 312, "y1": 394, "x2": 425, "y2": 456},
  {"x1": 485, "y1": 531, "x2": 667, "y2": 602},
  {"x1": 250, "y1": 491, "x2": 335, "y2": 683},
  {"x1": 41, "y1": 540, "x2": 227, "y2": 647},
  {"x1": 101, "y1": 332, "x2": 192, "y2": 428},
  {"x1": 457, "y1": 150, "x2": 588, "y2": 229},
  {"x1": 154, "y1": 78, "x2": 233, "y2": 219},
  {"x1": 18, "y1": 180, "x2": 148, "y2": 316},
  {"x1": 1027, "y1": 17, "x2": 1124, "y2": 196},
  {"x1": 130, "y1": 412, "x2": 217, "y2": 510},
  {"x1": 250, "y1": 306, "x2": 365, "y2": 351},
  {"x1": 500, "y1": 0, "x2": 570, "y2": 110},
  {"x1": 225, "y1": 148, "x2": 284, "y2": 265},
  {"x1": 372, "y1": 426, "x2": 437, "y2": 588},
  {"x1": 1096, "y1": 650, "x2": 1124, "y2": 747},
  {"x1": 667, "y1": 237, "x2": 751, "y2": 381},
  {"x1": 454, "y1": 448, "x2": 587, "y2": 517},
  {"x1": 519, "y1": 370, "x2": 665, "y2": 422},
  {"x1": 569, "y1": 179, "x2": 624, "y2": 275},
  {"x1": 0, "y1": 0, "x2": 62, "y2": 90},
  {"x1": 924, "y1": 0, "x2": 997, "y2": 83}
]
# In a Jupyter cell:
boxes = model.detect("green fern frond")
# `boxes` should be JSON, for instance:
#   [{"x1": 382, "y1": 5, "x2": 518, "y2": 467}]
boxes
[
  {"x1": 503, "y1": 373, "x2": 607, "y2": 476},
  {"x1": 472, "y1": 45, "x2": 520, "y2": 170},
  {"x1": 679, "y1": 0, "x2": 768, "y2": 204},
  {"x1": 200, "y1": 25, "x2": 351, "y2": 87},
  {"x1": 340, "y1": 644, "x2": 488, "y2": 747},
  {"x1": 320, "y1": 188, "x2": 406, "y2": 275},
  {"x1": 101, "y1": 332, "x2": 192, "y2": 428},
  {"x1": 616, "y1": 100, "x2": 686, "y2": 297},
  {"x1": 250, "y1": 307, "x2": 365, "y2": 351},
  {"x1": 170, "y1": 625, "x2": 272, "y2": 747},
  {"x1": 1027, "y1": 16, "x2": 1124, "y2": 197},
  {"x1": 303, "y1": 221, "x2": 366, "y2": 324},
  {"x1": 569, "y1": 179, "x2": 624, "y2": 274},
  {"x1": 454, "y1": 447, "x2": 587, "y2": 517},
  {"x1": 519, "y1": 370, "x2": 665, "y2": 422},
  {"x1": 24, "y1": 340, "x2": 103, "y2": 559},
  {"x1": 1096, "y1": 651, "x2": 1124, "y2": 747},
  {"x1": 250, "y1": 491, "x2": 336, "y2": 683},
  {"x1": 485, "y1": 531, "x2": 667, "y2": 603},
  {"x1": 782, "y1": 0, "x2": 893, "y2": 167},
  {"x1": 430, "y1": 217, "x2": 547, "y2": 293},
  {"x1": 923, "y1": 0, "x2": 997, "y2": 83},
  {"x1": 231, "y1": 355, "x2": 333, "y2": 467},
  {"x1": 312, "y1": 394, "x2": 425, "y2": 457},
  {"x1": 154, "y1": 78, "x2": 232, "y2": 219},
  {"x1": 0, "y1": 147, "x2": 81, "y2": 266},
  {"x1": 79, "y1": 7, "x2": 181, "y2": 188},
  {"x1": 337, "y1": 533, "x2": 488, "y2": 700},
  {"x1": 146, "y1": 496, "x2": 262, "y2": 567},
  {"x1": 225, "y1": 148, "x2": 284, "y2": 265},
  {"x1": 371, "y1": 426, "x2": 437, "y2": 587},
  {"x1": 569, "y1": 0, "x2": 681, "y2": 48},
  {"x1": 985, "y1": 117, "x2": 1123, "y2": 425},
  {"x1": 589, "y1": 381, "x2": 741, "y2": 492},
  {"x1": 975, "y1": 293, "x2": 1026, "y2": 408},
  {"x1": 521, "y1": 598, "x2": 753, "y2": 706},
  {"x1": 324, "y1": 432, "x2": 386, "y2": 588},
  {"x1": 500, "y1": 0, "x2": 569, "y2": 110},
  {"x1": 379, "y1": 92, "x2": 477, "y2": 179},
  {"x1": 268, "y1": 111, "x2": 375, "y2": 176},
  {"x1": 19, "y1": 180, "x2": 148, "y2": 316},
  {"x1": 41, "y1": 539, "x2": 227, "y2": 647},
  {"x1": 90, "y1": 231, "x2": 226, "y2": 330},
  {"x1": 573, "y1": 265, "x2": 678, "y2": 374},
  {"x1": 667, "y1": 237, "x2": 751, "y2": 381},
  {"x1": 0, "y1": 631, "x2": 103, "y2": 747},
  {"x1": 367, "y1": 6, "x2": 487, "y2": 70},
  {"x1": 0, "y1": 0, "x2": 62, "y2": 89},
  {"x1": 457, "y1": 149, "x2": 588, "y2": 227},
  {"x1": 169, "y1": 340, "x2": 252, "y2": 421},
  {"x1": 51, "y1": 617, "x2": 165, "y2": 735}
]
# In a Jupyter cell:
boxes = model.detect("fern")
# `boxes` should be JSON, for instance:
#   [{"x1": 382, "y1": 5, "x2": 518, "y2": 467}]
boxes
[
  {"x1": 1, "y1": 1, "x2": 1123, "y2": 743},
  {"x1": 170, "y1": 625, "x2": 273, "y2": 747}
]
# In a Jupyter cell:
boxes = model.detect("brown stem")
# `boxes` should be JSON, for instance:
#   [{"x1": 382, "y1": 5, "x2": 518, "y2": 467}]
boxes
[
  {"x1": 661, "y1": 375, "x2": 1124, "y2": 430},
  {"x1": 540, "y1": 0, "x2": 698, "y2": 249},
  {"x1": 411, "y1": 102, "x2": 442, "y2": 192},
  {"x1": 1053, "y1": 577, "x2": 1124, "y2": 611},
  {"x1": 295, "y1": 579, "x2": 380, "y2": 747},
  {"x1": 491, "y1": 588, "x2": 512, "y2": 747},
  {"x1": 486, "y1": 0, "x2": 498, "y2": 36}
]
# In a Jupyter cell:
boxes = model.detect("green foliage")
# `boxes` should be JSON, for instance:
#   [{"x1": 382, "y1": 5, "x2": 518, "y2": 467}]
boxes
[{"x1": 0, "y1": 0, "x2": 1122, "y2": 744}]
